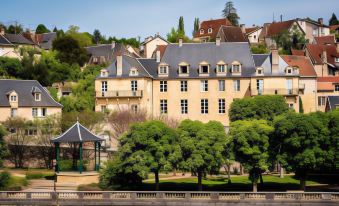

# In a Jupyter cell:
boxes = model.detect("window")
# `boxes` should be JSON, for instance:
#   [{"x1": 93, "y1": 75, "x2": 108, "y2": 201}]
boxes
[
  {"x1": 181, "y1": 99, "x2": 188, "y2": 114},
  {"x1": 131, "y1": 80, "x2": 138, "y2": 91},
  {"x1": 181, "y1": 81, "x2": 187, "y2": 92},
  {"x1": 129, "y1": 68, "x2": 138, "y2": 76},
  {"x1": 160, "y1": 81, "x2": 167, "y2": 92},
  {"x1": 10, "y1": 95, "x2": 17, "y2": 102},
  {"x1": 254, "y1": 35, "x2": 257, "y2": 39},
  {"x1": 201, "y1": 80, "x2": 208, "y2": 92},
  {"x1": 179, "y1": 65, "x2": 189, "y2": 74},
  {"x1": 160, "y1": 99, "x2": 167, "y2": 114},
  {"x1": 201, "y1": 99, "x2": 208, "y2": 114},
  {"x1": 101, "y1": 69, "x2": 108, "y2": 77},
  {"x1": 200, "y1": 29, "x2": 204, "y2": 34},
  {"x1": 256, "y1": 67, "x2": 263, "y2": 75},
  {"x1": 288, "y1": 103, "x2": 294, "y2": 109},
  {"x1": 285, "y1": 67, "x2": 293, "y2": 74},
  {"x1": 159, "y1": 66, "x2": 168, "y2": 75},
  {"x1": 25, "y1": 129, "x2": 37, "y2": 136},
  {"x1": 11, "y1": 108, "x2": 17, "y2": 117},
  {"x1": 318, "y1": 96, "x2": 326, "y2": 106},
  {"x1": 257, "y1": 79, "x2": 264, "y2": 95},
  {"x1": 42, "y1": 108, "x2": 47, "y2": 117},
  {"x1": 218, "y1": 99, "x2": 226, "y2": 114},
  {"x1": 232, "y1": 62, "x2": 241, "y2": 73},
  {"x1": 101, "y1": 105, "x2": 107, "y2": 112},
  {"x1": 199, "y1": 63, "x2": 209, "y2": 74},
  {"x1": 101, "y1": 81, "x2": 107, "y2": 96},
  {"x1": 233, "y1": 80, "x2": 240, "y2": 91},
  {"x1": 32, "y1": 108, "x2": 38, "y2": 117},
  {"x1": 131, "y1": 105, "x2": 138, "y2": 113},
  {"x1": 34, "y1": 93, "x2": 41, "y2": 101},
  {"x1": 335, "y1": 85, "x2": 339, "y2": 92},
  {"x1": 218, "y1": 80, "x2": 225, "y2": 91},
  {"x1": 286, "y1": 79, "x2": 293, "y2": 95},
  {"x1": 208, "y1": 28, "x2": 212, "y2": 33},
  {"x1": 217, "y1": 64, "x2": 226, "y2": 73}
]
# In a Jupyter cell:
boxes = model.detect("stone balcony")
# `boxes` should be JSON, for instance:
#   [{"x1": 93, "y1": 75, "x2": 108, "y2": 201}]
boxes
[{"x1": 96, "y1": 90, "x2": 143, "y2": 98}]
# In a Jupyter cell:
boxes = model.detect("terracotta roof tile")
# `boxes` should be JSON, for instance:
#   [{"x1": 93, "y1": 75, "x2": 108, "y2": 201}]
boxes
[
  {"x1": 266, "y1": 20, "x2": 295, "y2": 37},
  {"x1": 245, "y1": 27, "x2": 260, "y2": 34},
  {"x1": 306, "y1": 44, "x2": 338, "y2": 65},
  {"x1": 194, "y1": 18, "x2": 233, "y2": 40},
  {"x1": 291, "y1": 49, "x2": 305, "y2": 56},
  {"x1": 314, "y1": 35, "x2": 336, "y2": 46},
  {"x1": 155, "y1": 45, "x2": 167, "y2": 58},
  {"x1": 281, "y1": 55, "x2": 317, "y2": 77},
  {"x1": 317, "y1": 82, "x2": 334, "y2": 91},
  {"x1": 329, "y1": 24, "x2": 339, "y2": 31},
  {"x1": 218, "y1": 26, "x2": 247, "y2": 42},
  {"x1": 317, "y1": 76, "x2": 339, "y2": 83}
]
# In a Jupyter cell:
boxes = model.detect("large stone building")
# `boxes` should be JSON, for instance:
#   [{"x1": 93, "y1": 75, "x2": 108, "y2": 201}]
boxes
[
  {"x1": 95, "y1": 40, "x2": 318, "y2": 127},
  {"x1": 0, "y1": 80, "x2": 62, "y2": 122}
]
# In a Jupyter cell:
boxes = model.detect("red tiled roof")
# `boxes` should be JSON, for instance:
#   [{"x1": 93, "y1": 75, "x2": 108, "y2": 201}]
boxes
[
  {"x1": 317, "y1": 82, "x2": 334, "y2": 91},
  {"x1": 329, "y1": 24, "x2": 339, "y2": 31},
  {"x1": 266, "y1": 20, "x2": 295, "y2": 37},
  {"x1": 194, "y1": 18, "x2": 233, "y2": 40},
  {"x1": 314, "y1": 35, "x2": 336, "y2": 46},
  {"x1": 317, "y1": 77, "x2": 339, "y2": 83},
  {"x1": 218, "y1": 26, "x2": 247, "y2": 42},
  {"x1": 155, "y1": 45, "x2": 167, "y2": 58},
  {"x1": 291, "y1": 49, "x2": 305, "y2": 56},
  {"x1": 306, "y1": 44, "x2": 338, "y2": 65},
  {"x1": 281, "y1": 55, "x2": 317, "y2": 77},
  {"x1": 245, "y1": 27, "x2": 260, "y2": 34}
]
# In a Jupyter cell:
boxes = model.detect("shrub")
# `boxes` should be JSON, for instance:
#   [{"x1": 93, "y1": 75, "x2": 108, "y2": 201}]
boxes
[
  {"x1": 26, "y1": 172, "x2": 44, "y2": 180},
  {"x1": 0, "y1": 171, "x2": 10, "y2": 189}
]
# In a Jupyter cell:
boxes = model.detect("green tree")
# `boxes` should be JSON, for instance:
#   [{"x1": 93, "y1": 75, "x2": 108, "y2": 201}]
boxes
[
  {"x1": 230, "y1": 119, "x2": 273, "y2": 192},
  {"x1": 35, "y1": 24, "x2": 50, "y2": 34},
  {"x1": 251, "y1": 44, "x2": 269, "y2": 54},
  {"x1": 177, "y1": 120, "x2": 227, "y2": 191},
  {"x1": 329, "y1": 13, "x2": 339, "y2": 25},
  {"x1": 7, "y1": 24, "x2": 23, "y2": 34},
  {"x1": 273, "y1": 25, "x2": 306, "y2": 54},
  {"x1": 53, "y1": 27, "x2": 58, "y2": 32},
  {"x1": 229, "y1": 95, "x2": 289, "y2": 122},
  {"x1": 66, "y1": 25, "x2": 93, "y2": 47},
  {"x1": 0, "y1": 125, "x2": 8, "y2": 167},
  {"x1": 327, "y1": 110, "x2": 339, "y2": 170},
  {"x1": 299, "y1": 97, "x2": 304, "y2": 113},
  {"x1": 178, "y1": 16, "x2": 185, "y2": 35},
  {"x1": 193, "y1": 18, "x2": 200, "y2": 36},
  {"x1": 222, "y1": 1, "x2": 239, "y2": 26},
  {"x1": 273, "y1": 113, "x2": 330, "y2": 190},
  {"x1": 52, "y1": 35, "x2": 89, "y2": 66},
  {"x1": 0, "y1": 57, "x2": 23, "y2": 78},
  {"x1": 93, "y1": 29, "x2": 102, "y2": 44}
]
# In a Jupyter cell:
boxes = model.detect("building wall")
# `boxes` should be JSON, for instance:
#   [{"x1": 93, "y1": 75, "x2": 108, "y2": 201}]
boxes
[
  {"x1": 247, "y1": 29, "x2": 262, "y2": 44},
  {"x1": 0, "y1": 107, "x2": 61, "y2": 122},
  {"x1": 0, "y1": 46, "x2": 20, "y2": 59},
  {"x1": 145, "y1": 38, "x2": 168, "y2": 58},
  {"x1": 317, "y1": 91, "x2": 339, "y2": 112},
  {"x1": 299, "y1": 78, "x2": 317, "y2": 113}
]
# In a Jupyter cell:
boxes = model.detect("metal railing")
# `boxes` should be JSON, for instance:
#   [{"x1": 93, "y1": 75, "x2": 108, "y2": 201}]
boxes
[
  {"x1": 0, "y1": 191, "x2": 337, "y2": 205},
  {"x1": 96, "y1": 90, "x2": 143, "y2": 98},
  {"x1": 251, "y1": 88, "x2": 299, "y2": 96}
]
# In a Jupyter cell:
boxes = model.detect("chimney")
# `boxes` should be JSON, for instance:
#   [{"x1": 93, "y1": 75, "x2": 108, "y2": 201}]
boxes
[
  {"x1": 0, "y1": 26, "x2": 4, "y2": 35},
  {"x1": 322, "y1": 50, "x2": 327, "y2": 63},
  {"x1": 111, "y1": 41, "x2": 116, "y2": 50},
  {"x1": 116, "y1": 55, "x2": 123, "y2": 76},
  {"x1": 318, "y1": 18, "x2": 324, "y2": 25},
  {"x1": 178, "y1": 38, "x2": 183, "y2": 47},
  {"x1": 216, "y1": 37, "x2": 221, "y2": 46},
  {"x1": 240, "y1": 24, "x2": 246, "y2": 33},
  {"x1": 156, "y1": 50, "x2": 161, "y2": 63},
  {"x1": 271, "y1": 44, "x2": 279, "y2": 74}
]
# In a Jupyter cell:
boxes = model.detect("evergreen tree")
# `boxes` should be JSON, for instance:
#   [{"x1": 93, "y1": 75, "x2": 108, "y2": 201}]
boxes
[
  {"x1": 329, "y1": 13, "x2": 339, "y2": 25},
  {"x1": 93, "y1": 29, "x2": 101, "y2": 44},
  {"x1": 53, "y1": 27, "x2": 58, "y2": 32},
  {"x1": 35, "y1": 24, "x2": 50, "y2": 34},
  {"x1": 193, "y1": 18, "x2": 200, "y2": 36},
  {"x1": 222, "y1": 1, "x2": 240, "y2": 26},
  {"x1": 178, "y1": 16, "x2": 185, "y2": 35}
]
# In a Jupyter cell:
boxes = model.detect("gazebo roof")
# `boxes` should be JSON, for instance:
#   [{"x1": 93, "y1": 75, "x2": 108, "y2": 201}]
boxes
[{"x1": 51, "y1": 121, "x2": 104, "y2": 143}]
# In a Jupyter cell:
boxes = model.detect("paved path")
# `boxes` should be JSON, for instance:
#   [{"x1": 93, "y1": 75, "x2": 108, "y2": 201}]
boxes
[{"x1": 23, "y1": 179, "x2": 78, "y2": 192}]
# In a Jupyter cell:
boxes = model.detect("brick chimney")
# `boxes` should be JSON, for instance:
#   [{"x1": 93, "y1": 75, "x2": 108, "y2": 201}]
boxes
[
  {"x1": 116, "y1": 54, "x2": 123, "y2": 76},
  {"x1": 240, "y1": 24, "x2": 246, "y2": 33},
  {"x1": 318, "y1": 18, "x2": 324, "y2": 25},
  {"x1": 179, "y1": 38, "x2": 183, "y2": 47},
  {"x1": 271, "y1": 45, "x2": 279, "y2": 74}
]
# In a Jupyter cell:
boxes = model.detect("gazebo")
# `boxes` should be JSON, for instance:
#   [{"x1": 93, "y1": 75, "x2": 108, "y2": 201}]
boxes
[{"x1": 51, "y1": 121, "x2": 105, "y2": 174}]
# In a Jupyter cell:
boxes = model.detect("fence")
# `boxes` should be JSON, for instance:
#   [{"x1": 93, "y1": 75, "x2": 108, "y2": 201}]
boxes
[{"x1": 0, "y1": 191, "x2": 338, "y2": 205}]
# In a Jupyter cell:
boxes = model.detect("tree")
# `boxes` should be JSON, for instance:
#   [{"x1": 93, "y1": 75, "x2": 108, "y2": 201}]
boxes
[
  {"x1": 178, "y1": 16, "x2": 185, "y2": 35},
  {"x1": 52, "y1": 35, "x2": 89, "y2": 66},
  {"x1": 193, "y1": 18, "x2": 200, "y2": 36},
  {"x1": 35, "y1": 24, "x2": 50, "y2": 34},
  {"x1": 222, "y1": 135, "x2": 235, "y2": 184},
  {"x1": 251, "y1": 44, "x2": 269, "y2": 54},
  {"x1": 272, "y1": 113, "x2": 330, "y2": 190},
  {"x1": 66, "y1": 25, "x2": 93, "y2": 47},
  {"x1": 0, "y1": 57, "x2": 23, "y2": 78},
  {"x1": 329, "y1": 13, "x2": 339, "y2": 26},
  {"x1": 7, "y1": 24, "x2": 23, "y2": 34},
  {"x1": 93, "y1": 29, "x2": 102, "y2": 44},
  {"x1": 229, "y1": 95, "x2": 289, "y2": 122},
  {"x1": 273, "y1": 25, "x2": 306, "y2": 54},
  {"x1": 118, "y1": 120, "x2": 179, "y2": 190},
  {"x1": 222, "y1": 1, "x2": 239, "y2": 26},
  {"x1": 0, "y1": 125, "x2": 8, "y2": 167},
  {"x1": 53, "y1": 27, "x2": 58, "y2": 32},
  {"x1": 299, "y1": 97, "x2": 304, "y2": 113},
  {"x1": 230, "y1": 119, "x2": 273, "y2": 192},
  {"x1": 327, "y1": 110, "x2": 339, "y2": 171},
  {"x1": 167, "y1": 16, "x2": 191, "y2": 43},
  {"x1": 177, "y1": 120, "x2": 227, "y2": 191}
]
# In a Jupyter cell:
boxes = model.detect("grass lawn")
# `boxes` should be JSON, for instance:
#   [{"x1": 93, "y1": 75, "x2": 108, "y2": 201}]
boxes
[{"x1": 6, "y1": 176, "x2": 28, "y2": 191}]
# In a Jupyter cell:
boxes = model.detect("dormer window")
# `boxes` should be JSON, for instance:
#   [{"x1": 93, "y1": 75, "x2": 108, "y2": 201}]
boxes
[
  {"x1": 129, "y1": 68, "x2": 138, "y2": 76},
  {"x1": 35, "y1": 93, "x2": 41, "y2": 101},
  {"x1": 232, "y1": 61, "x2": 241, "y2": 74},
  {"x1": 200, "y1": 29, "x2": 204, "y2": 35},
  {"x1": 199, "y1": 61, "x2": 210, "y2": 75},
  {"x1": 216, "y1": 61, "x2": 227, "y2": 74},
  {"x1": 208, "y1": 28, "x2": 213, "y2": 34},
  {"x1": 10, "y1": 95, "x2": 17, "y2": 102},
  {"x1": 158, "y1": 63, "x2": 169, "y2": 76},
  {"x1": 179, "y1": 62, "x2": 189, "y2": 76},
  {"x1": 256, "y1": 67, "x2": 264, "y2": 75},
  {"x1": 285, "y1": 67, "x2": 293, "y2": 75},
  {"x1": 100, "y1": 69, "x2": 108, "y2": 77}
]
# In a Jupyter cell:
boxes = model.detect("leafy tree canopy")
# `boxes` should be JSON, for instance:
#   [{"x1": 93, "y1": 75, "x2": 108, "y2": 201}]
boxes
[
  {"x1": 65, "y1": 25, "x2": 93, "y2": 47},
  {"x1": 222, "y1": 1, "x2": 240, "y2": 26},
  {"x1": 35, "y1": 24, "x2": 50, "y2": 34}
]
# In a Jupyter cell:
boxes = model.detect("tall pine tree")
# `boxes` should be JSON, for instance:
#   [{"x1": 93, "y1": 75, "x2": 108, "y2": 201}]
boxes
[
  {"x1": 193, "y1": 18, "x2": 200, "y2": 36},
  {"x1": 329, "y1": 13, "x2": 339, "y2": 25},
  {"x1": 222, "y1": 1, "x2": 240, "y2": 26},
  {"x1": 178, "y1": 16, "x2": 185, "y2": 35}
]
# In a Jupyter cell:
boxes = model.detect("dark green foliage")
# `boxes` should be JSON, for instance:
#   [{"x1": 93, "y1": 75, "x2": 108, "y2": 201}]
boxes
[
  {"x1": 329, "y1": 13, "x2": 339, "y2": 25},
  {"x1": 167, "y1": 16, "x2": 191, "y2": 43},
  {"x1": 229, "y1": 95, "x2": 289, "y2": 122},
  {"x1": 178, "y1": 16, "x2": 185, "y2": 35},
  {"x1": 52, "y1": 35, "x2": 89, "y2": 66},
  {"x1": 273, "y1": 25, "x2": 307, "y2": 54},
  {"x1": 222, "y1": 1, "x2": 239, "y2": 26},
  {"x1": 6, "y1": 24, "x2": 23, "y2": 34},
  {"x1": 35, "y1": 24, "x2": 50, "y2": 34},
  {"x1": 0, "y1": 171, "x2": 11, "y2": 190},
  {"x1": 251, "y1": 44, "x2": 269, "y2": 54},
  {"x1": 193, "y1": 18, "x2": 200, "y2": 36},
  {"x1": 0, "y1": 125, "x2": 8, "y2": 166},
  {"x1": 0, "y1": 57, "x2": 23, "y2": 78},
  {"x1": 93, "y1": 29, "x2": 102, "y2": 44},
  {"x1": 299, "y1": 97, "x2": 304, "y2": 113}
]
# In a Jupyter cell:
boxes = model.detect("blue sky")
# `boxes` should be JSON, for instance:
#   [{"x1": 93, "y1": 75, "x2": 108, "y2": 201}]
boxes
[{"x1": 1, "y1": 0, "x2": 338, "y2": 40}]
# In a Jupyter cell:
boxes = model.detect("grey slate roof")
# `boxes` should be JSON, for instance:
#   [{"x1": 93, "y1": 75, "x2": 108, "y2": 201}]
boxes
[
  {"x1": 85, "y1": 43, "x2": 129, "y2": 63},
  {"x1": 0, "y1": 80, "x2": 62, "y2": 107},
  {"x1": 51, "y1": 121, "x2": 104, "y2": 143},
  {"x1": 0, "y1": 34, "x2": 13, "y2": 46},
  {"x1": 252, "y1": 53, "x2": 291, "y2": 76},
  {"x1": 39, "y1": 32, "x2": 57, "y2": 50},
  {"x1": 327, "y1": 96, "x2": 339, "y2": 111},
  {"x1": 4, "y1": 34, "x2": 34, "y2": 45}
]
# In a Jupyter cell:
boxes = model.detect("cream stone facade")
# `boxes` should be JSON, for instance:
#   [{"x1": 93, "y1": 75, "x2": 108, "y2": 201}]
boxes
[
  {"x1": 297, "y1": 19, "x2": 330, "y2": 42},
  {"x1": 140, "y1": 35, "x2": 168, "y2": 58}
]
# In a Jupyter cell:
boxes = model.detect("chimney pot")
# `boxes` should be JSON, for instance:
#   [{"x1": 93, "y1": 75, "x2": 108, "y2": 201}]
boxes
[
  {"x1": 216, "y1": 37, "x2": 221, "y2": 46},
  {"x1": 318, "y1": 18, "x2": 324, "y2": 25},
  {"x1": 179, "y1": 38, "x2": 183, "y2": 47}
]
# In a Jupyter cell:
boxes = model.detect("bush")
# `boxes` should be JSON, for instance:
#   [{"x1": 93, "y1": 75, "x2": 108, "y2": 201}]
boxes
[
  {"x1": 59, "y1": 160, "x2": 87, "y2": 171},
  {"x1": 0, "y1": 171, "x2": 11, "y2": 189},
  {"x1": 26, "y1": 172, "x2": 44, "y2": 180}
]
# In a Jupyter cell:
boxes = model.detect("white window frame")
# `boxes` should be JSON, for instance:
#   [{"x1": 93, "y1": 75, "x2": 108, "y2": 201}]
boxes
[
  {"x1": 218, "y1": 99, "x2": 226, "y2": 114},
  {"x1": 41, "y1": 108, "x2": 47, "y2": 117},
  {"x1": 160, "y1": 81, "x2": 167, "y2": 92},
  {"x1": 160, "y1": 99, "x2": 168, "y2": 114},
  {"x1": 199, "y1": 63, "x2": 210, "y2": 74},
  {"x1": 10, "y1": 95, "x2": 17, "y2": 102},
  {"x1": 32, "y1": 108, "x2": 38, "y2": 117},
  {"x1": 218, "y1": 80, "x2": 225, "y2": 91},
  {"x1": 181, "y1": 99, "x2": 188, "y2": 114},
  {"x1": 318, "y1": 96, "x2": 326, "y2": 106},
  {"x1": 217, "y1": 64, "x2": 226, "y2": 73},
  {"x1": 200, "y1": 80, "x2": 208, "y2": 92},
  {"x1": 34, "y1": 93, "x2": 41, "y2": 101},
  {"x1": 179, "y1": 64, "x2": 189, "y2": 75},
  {"x1": 232, "y1": 63, "x2": 241, "y2": 73},
  {"x1": 180, "y1": 80, "x2": 187, "y2": 92},
  {"x1": 159, "y1": 65, "x2": 168, "y2": 75},
  {"x1": 233, "y1": 80, "x2": 240, "y2": 92},
  {"x1": 131, "y1": 80, "x2": 138, "y2": 91},
  {"x1": 286, "y1": 79, "x2": 293, "y2": 95},
  {"x1": 257, "y1": 79, "x2": 264, "y2": 95},
  {"x1": 129, "y1": 68, "x2": 138, "y2": 76},
  {"x1": 201, "y1": 99, "x2": 208, "y2": 114}
]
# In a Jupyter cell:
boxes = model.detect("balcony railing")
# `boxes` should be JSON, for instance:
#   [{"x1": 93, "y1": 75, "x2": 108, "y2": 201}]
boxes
[
  {"x1": 252, "y1": 88, "x2": 299, "y2": 96},
  {"x1": 96, "y1": 90, "x2": 143, "y2": 98}
]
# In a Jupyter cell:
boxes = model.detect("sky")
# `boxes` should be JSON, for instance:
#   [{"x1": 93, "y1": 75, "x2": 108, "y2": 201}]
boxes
[{"x1": 1, "y1": 0, "x2": 338, "y2": 40}]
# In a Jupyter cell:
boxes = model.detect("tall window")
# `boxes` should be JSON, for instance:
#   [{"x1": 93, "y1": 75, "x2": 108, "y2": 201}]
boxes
[
  {"x1": 131, "y1": 80, "x2": 138, "y2": 91},
  {"x1": 34, "y1": 93, "x2": 41, "y2": 101},
  {"x1": 286, "y1": 79, "x2": 293, "y2": 95},
  {"x1": 335, "y1": 85, "x2": 339, "y2": 91},
  {"x1": 101, "y1": 81, "x2": 107, "y2": 96},
  {"x1": 218, "y1": 80, "x2": 225, "y2": 91},
  {"x1": 257, "y1": 79, "x2": 263, "y2": 95},
  {"x1": 181, "y1": 99, "x2": 188, "y2": 114},
  {"x1": 10, "y1": 95, "x2": 17, "y2": 102},
  {"x1": 11, "y1": 108, "x2": 17, "y2": 117},
  {"x1": 318, "y1": 96, "x2": 326, "y2": 106},
  {"x1": 201, "y1": 80, "x2": 208, "y2": 92},
  {"x1": 233, "y1": 80, "x2": 240, "y2": 91},
  {"x1": 42, "y1": 108, "x2": 47, "y2": 117},
  {"x1": 180, "y1": 81, "x2": 187, "y2": 92},
  {"x1": 218, "y1": 99, "x2": 226, "y2": 114},
  {"x1": 160, "y1": 99, "x2": 168, "y2": 114},
  {"x1": 32, "y1": 108, "x2": 38, "y2": 117},
  {"x1": 217, "y1": 64, "x2": 226, "y2": 73},
  {"x1": 201, "y1": 99, "x2": 208, "y2": 114},
  {"x1": 131, "y1": 105, "x2": 138, "y2": 113},
  {"x1": 160, "y1": 81, "x2": 167, "y2": 92}
]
